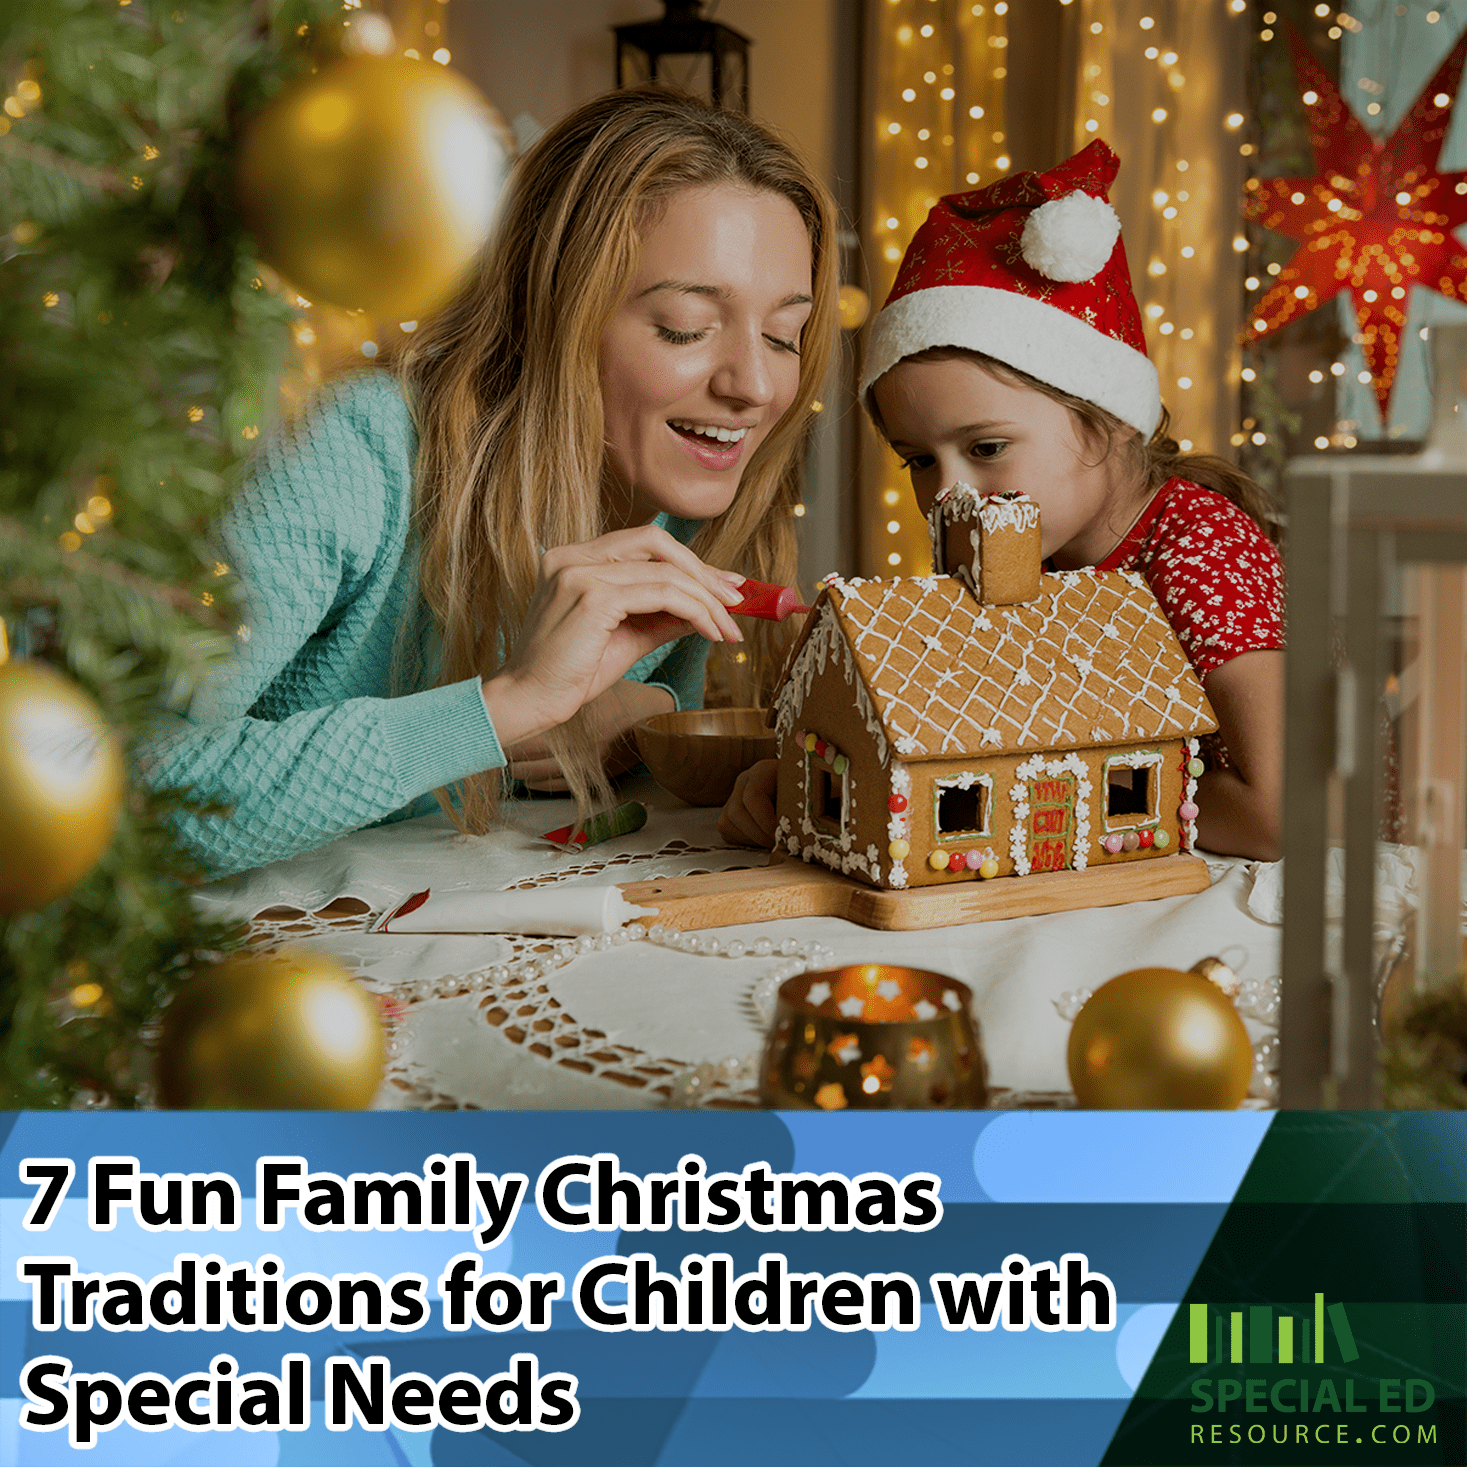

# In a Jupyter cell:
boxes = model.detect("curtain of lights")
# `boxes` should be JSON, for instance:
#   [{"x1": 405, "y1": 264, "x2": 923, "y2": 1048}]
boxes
[
  {"x1": 1067, "y1": 0, "x2": 1251, "y2": 461},
  {"x1": 859, "y1": 0, "x2": 1010, "y2": 577}
]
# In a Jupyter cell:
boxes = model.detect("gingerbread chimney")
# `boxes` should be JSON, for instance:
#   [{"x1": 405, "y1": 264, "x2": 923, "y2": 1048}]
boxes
[{"x1": 929, "y1": 484, "x2": 1042, "y2": 605}]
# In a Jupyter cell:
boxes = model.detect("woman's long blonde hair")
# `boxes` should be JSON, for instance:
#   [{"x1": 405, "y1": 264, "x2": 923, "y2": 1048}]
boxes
[{"x1": 396, "y1": 88, "x2": 839, "y2": 832}]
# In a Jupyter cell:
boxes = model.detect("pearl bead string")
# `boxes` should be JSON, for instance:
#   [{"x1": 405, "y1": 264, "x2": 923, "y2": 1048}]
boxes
[
  {"x1": 643, "y1": 925, "x2": 838, "y2": 1107},
  {"x1": 641, "y1": 922, "x2": 836, "y2": 981},
  {"x1": 396, "y1": 924, "x2": 639, "y2": 1004}
]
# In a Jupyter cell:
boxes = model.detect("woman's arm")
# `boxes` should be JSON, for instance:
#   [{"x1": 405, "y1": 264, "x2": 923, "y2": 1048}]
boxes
[
  {"x1": 1193, "y1": 649, "x2": 1284, "y2": 861},
  {"x1": 145, "y1": 387, "x2": 743, "y2": 875},
  {"x1": 146, "y1": 679, "x2": 506, "y2": 875},
  {"x1": 140, "y1": 377, "x2": 507, "y2": 875}
]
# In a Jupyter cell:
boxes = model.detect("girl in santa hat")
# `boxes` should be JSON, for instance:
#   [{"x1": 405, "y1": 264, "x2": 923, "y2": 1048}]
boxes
[{"x1": 721, "y1": 140, "x2": 1284, "y2": 861}]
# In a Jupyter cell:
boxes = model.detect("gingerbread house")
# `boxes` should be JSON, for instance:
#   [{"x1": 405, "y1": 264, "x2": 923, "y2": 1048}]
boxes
[{"x1": 772, "y1": 486, "x2": 1217, "y2": 890}]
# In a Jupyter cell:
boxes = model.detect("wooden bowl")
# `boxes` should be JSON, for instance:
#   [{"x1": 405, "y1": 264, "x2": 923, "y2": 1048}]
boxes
[{"x1": 633, "y1": 707, "x2": 776, "y2": 807}]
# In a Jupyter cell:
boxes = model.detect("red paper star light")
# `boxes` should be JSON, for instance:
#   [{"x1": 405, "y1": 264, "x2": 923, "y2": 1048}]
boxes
[{"x1": 1242, "y1": 24, "x2": 1467, "y2": 422}]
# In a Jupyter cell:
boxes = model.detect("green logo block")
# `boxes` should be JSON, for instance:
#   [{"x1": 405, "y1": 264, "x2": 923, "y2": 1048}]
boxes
[{"x1": 1189, "y1": 1294, "x2": 1358, "y2": 1366}]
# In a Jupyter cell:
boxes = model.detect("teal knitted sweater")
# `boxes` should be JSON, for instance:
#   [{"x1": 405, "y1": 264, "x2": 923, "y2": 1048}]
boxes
[{"x1": 143, "y1": 373, "x2": 708, "y2": 876}]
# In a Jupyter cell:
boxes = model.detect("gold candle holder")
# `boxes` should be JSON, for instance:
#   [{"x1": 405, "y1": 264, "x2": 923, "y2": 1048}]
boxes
[{"x1": 760, "y1": 965, "x2": 988, "y2": 1110}]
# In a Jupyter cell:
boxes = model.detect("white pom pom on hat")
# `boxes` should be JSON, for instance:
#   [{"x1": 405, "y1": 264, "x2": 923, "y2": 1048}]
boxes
[{"x1": 1019, "y1": 190, "x2": 1122, "y2": 283}]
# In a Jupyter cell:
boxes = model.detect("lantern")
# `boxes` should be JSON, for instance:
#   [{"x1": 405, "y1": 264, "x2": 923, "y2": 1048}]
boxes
[{"x1": 613, "y1": 1, "x2": 750, "y2": 113}]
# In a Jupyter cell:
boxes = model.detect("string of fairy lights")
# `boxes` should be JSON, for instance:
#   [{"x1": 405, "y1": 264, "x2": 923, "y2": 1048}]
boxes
[
  {"x1": 34, "y1": 1, "x2": 453, "y2": 562},
  {"x1": 3, "y1": 63, "x2": 118, "y2": 555}
]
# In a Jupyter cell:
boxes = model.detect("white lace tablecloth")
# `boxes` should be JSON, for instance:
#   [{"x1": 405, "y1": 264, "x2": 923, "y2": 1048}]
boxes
[{"x1": 196, "y1": 775, "x2": 1286, "y2": 1110}]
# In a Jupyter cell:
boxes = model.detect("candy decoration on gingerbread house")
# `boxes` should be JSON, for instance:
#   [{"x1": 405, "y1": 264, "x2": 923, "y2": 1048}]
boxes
[{"x1": 772, "y1": 486, "x2": 1217, "y2": 890}]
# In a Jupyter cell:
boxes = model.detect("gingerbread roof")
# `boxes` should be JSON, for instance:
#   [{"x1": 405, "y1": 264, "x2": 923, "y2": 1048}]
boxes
[{"x1": 775, "y1": 568, "x2": 1216, "y2": 761}]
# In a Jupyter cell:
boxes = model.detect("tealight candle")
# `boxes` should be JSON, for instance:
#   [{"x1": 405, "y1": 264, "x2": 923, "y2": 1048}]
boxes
[{"x1": 760, "y1": 965, "x2": 988, "y2": 1110}]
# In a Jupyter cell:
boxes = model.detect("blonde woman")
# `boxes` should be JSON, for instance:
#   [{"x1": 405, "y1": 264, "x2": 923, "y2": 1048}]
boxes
[{"x1": 145, "y1": 89, "x2": 837, "y2": 875}]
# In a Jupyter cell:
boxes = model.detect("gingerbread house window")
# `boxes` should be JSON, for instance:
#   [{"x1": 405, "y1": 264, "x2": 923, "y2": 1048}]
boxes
[
  {"x1": 807, "y1": 756, "x2": 848, "y2": 837},
  {"x1": 1103, "y1": 753, "x2": 1162, "y2": 829},
  {"x1": 934, "y1": 774, "x2": 993, "y2": 840}
]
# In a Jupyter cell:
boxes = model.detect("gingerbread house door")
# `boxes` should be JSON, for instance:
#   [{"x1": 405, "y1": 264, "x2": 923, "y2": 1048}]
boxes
[{"x1": 1025, "y1": 770, "x2": 1077, "y2": 873}]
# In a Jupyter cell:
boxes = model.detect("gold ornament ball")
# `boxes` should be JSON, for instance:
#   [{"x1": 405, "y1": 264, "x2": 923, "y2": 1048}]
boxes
[
  {"x1": 0, "y1": 659, "x2": 124, "y2": 914},
  {"x1": 158, "y1": 947, "x2": 386, "y2": 1109},
  {"x1": 837, "y1": 283, "x2": 870, "y2": 331},
  {"x1": 236, "y1": 55, "x2": 509, "y2": 320},
  {"x1": 1067, "y1": 967, "x2": 1252, "y2": 1109}
]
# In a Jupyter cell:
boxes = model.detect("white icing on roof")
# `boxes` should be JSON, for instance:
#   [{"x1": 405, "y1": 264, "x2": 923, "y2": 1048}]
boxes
[{"x1": 780, "y1": 569, "x2": 1216, "y2": 760}]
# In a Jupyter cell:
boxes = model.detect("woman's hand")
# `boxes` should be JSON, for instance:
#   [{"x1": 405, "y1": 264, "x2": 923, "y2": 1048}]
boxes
[
  {"x1": 1193, "y1": 650, "x2": 1284, "y2": 861},
  {"x1": 505, "y1": 680, "x2": 673, "y2": 791},
  {"x1": 481, "y1": 525, "x2": 744, "y2": 750},
  {"x1": 719, "y1": 758, "x2": 779, "y2": 849}
]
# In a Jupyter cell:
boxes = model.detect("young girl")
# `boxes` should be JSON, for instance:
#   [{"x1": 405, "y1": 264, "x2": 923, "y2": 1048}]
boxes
[
  {"x1": 722, "y1": 140, "x2": 1283, "y2": 861},
  {"x1": 144, "y1": 88, "x2": 837, "y2": 876}
]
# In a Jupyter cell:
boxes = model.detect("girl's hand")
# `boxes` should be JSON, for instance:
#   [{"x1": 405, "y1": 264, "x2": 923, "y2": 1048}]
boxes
[
  {"x1": 719, "y1": 758, "x2": 779, "y2": 849},
  {"x1": 505, "y1": 680, "x2": 673, "y2": 791},
  {"x1": 481, "y1": 525, "x2": 744, "y2": 749},
  {"x1": 1193, "y1": 650, "x2": 1284, "y2": 861}
]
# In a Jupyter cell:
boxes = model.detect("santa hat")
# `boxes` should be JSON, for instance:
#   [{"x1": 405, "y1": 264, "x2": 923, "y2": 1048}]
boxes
[{"x1": 861, "y1": 140, "x2": 1161, "y2": 439}]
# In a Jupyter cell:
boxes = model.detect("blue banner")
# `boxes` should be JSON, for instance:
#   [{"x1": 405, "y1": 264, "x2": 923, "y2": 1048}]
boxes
[{"x1": 1, "y1": 1111, "x2": 1461, "y2": 1465}]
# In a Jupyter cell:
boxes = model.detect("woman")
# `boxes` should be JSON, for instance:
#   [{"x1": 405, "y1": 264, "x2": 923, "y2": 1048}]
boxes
[{"x1": 145, "y1": 88, "x2": 838, "y2": 875}]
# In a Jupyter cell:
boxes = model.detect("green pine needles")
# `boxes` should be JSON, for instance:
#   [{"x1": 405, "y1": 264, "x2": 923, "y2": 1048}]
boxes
[{"x1": 1, "y1": 0, "x2": 337, "y2": 1106}]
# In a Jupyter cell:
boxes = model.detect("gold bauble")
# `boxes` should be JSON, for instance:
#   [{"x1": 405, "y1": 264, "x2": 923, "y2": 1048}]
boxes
[
  {"x1": 158, "y1": 947, "x2": 386, "y2": 1109},
  {"x1": 837, "y1": 283, "x2": 870, "y2": 331},
  {"x1": 236, "y1": 55, "x2": 509, "y2": 320},
  {"x1": 0, "y1": 659, "x2": 124, "y2": 914},
  {"x1": 1067, "y1": 966, "x2": 1252, "y2": 1109}
]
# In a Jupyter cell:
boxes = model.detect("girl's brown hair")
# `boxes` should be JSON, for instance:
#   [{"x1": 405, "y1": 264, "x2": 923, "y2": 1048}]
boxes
[
  {"x1": 395, "y1": 88, "x2": 839, "y2": 832},
  {"x1": 873, "y1": 347, "x2": 1281, "y2": 541}
]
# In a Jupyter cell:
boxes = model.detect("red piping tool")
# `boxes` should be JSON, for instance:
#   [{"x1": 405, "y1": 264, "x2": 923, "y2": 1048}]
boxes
[{"x1": 730, "y1": 578, "x2": 811, "y2": 620}]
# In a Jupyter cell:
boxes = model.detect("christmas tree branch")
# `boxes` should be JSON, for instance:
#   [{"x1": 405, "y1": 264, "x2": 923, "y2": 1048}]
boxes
[
  {"x1": 0, "y1": 514, "x2": 228, "y2": 630},
  {"x1": 0, "y1": 0, "x2": 346, "y2": 1110},
  {"x1": 0, "y1": 135, "x2": 130, "y2": 199}
]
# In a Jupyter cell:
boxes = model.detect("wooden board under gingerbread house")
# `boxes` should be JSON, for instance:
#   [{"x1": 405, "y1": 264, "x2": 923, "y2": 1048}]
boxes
[
  {"x1": 618, "y1": 849, "x2": 1211, "y2": 932},
  {"x1": 770, "y1": 485, "x2": 1218, "y2": 897}
]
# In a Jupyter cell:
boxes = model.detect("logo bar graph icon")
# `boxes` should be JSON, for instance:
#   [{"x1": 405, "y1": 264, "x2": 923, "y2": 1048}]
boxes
[{"x1": 1189, "y1": 1295, "x2": 1359, "y2": 1365}]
